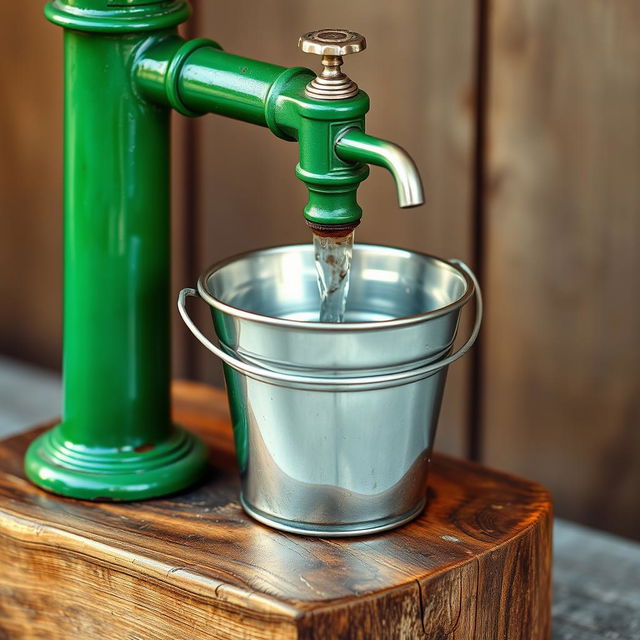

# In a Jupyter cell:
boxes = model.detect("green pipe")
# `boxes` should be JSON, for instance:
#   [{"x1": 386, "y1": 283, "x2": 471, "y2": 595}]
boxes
[
  {"x1": 59, "y1": 31, "x2": 171, "y2": 451},
  {"x1": 25, "y1": 2, "x2": 206, "y2": 500},
  {"x1": 181, "y1": 48, "x2": 287, "y2": 125},
  {"x1": 135, "y1": 39, "x2": 424, "y2": 225},
  {"x1": 135, "y1": 38, "x2": 371, "y2": 226}
]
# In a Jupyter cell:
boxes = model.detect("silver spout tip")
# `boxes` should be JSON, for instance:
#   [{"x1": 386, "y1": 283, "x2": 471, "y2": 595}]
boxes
[{"x1": 398, "y1": 175, "x2": 425, "y2": 209}]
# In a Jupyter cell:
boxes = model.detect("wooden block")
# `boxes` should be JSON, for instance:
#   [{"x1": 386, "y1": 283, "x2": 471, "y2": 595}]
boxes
[{"x1": 0, "y1": 382, "x2": 551, "y2": 639}]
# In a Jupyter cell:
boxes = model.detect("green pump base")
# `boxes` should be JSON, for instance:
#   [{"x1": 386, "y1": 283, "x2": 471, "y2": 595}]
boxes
[{"x1": 24, "y1": 425, "x2": 207, "y2": 501}]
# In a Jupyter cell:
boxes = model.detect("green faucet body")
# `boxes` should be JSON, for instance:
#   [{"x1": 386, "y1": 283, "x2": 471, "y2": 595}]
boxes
[
  {"x1": 26, "y1": 0, "x2": 423, "y2": 500},
  {"x1": 135, "y1": 36, "x2": 371, "y2": 226}
]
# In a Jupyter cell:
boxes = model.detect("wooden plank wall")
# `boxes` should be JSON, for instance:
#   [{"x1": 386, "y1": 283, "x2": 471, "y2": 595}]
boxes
[
  {"x1": 1, "y1": 1, "x2": 639, "y2": 538},
  {"x1": 483, "y1": 0, "x2": 640, "y2": 539},
  {"x1": 0, "y1": 3, "x2": 62, "y2": 370}
]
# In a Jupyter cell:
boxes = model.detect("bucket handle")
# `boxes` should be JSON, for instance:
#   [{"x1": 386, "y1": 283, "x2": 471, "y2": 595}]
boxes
[{"x1": 177, "y1": 259, "x2": 482, "y2": 389}]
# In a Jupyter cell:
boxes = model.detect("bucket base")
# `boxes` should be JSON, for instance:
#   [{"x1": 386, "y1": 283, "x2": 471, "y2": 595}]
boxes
[
  {"x1": 24, "y1": 424, "x2": 207, "y2": 501},
  {"x1": 240, "y1": 494, "x2": 426, "y2": 537}
]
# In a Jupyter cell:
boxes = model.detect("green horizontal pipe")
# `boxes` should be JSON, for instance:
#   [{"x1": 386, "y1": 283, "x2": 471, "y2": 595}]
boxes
[
  {"x1": 135, "y1": 37, "x2": 311, "y2": 128},
  {"x1": 134, "y1": 36, "x2": 186, "y2": 108},
  {"x1": 180, "y1": 47, "x2": 286, "y2": 125}
]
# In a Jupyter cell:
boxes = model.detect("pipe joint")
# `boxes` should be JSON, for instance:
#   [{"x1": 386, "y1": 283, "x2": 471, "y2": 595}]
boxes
[{"x1": 164, "y1": 38, "x2": 222, "y2": 116}]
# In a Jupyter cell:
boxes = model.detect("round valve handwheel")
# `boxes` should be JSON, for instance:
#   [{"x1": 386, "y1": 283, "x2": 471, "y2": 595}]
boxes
[
  {"x1": 298, "y1": 28, "x2": 366, "y2": 100},
  {"x1": 298, "y1": 29, "x2": 366, "y2": 56}
]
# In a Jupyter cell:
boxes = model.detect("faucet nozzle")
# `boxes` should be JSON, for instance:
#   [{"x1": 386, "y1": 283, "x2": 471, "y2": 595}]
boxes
[
  {"x1": 335, "y1": 129, "x2": 424, "y2": 208},
  {"x1": 305, "y1": 220, "x2": 360, "y2": 238}
]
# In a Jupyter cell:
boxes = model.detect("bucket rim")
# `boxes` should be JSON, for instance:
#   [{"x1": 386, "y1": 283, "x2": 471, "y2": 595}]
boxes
[{"x1": 196, "y1": 243, "x2": 474, "y2": 331}]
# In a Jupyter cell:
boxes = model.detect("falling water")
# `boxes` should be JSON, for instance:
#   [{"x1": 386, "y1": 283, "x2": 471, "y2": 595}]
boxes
[{"x1": 313, "y1": 231, "x2": 354, "y2": 323}]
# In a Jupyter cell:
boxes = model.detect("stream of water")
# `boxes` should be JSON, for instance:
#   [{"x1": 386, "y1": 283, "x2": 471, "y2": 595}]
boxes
[{"x1": 313, "y1": 232, "x2": 354, "y2": 323}]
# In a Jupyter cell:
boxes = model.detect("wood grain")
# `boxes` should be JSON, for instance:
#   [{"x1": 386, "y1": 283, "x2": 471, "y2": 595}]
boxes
[
  {"x1": 482, "y1": 0, "x2": 640, "y2": 538},
  {"x1": 0, "y1": 382, "x2": 551, "y2": 639},
  {"x1": 0, "y1": 3, "x2": 63, "y2": 370},
  {"x1": 191, "y1": 0, "x2": 478, "y2": 457}
]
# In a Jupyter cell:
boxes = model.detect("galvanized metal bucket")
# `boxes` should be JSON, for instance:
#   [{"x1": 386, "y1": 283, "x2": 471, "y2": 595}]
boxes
[{"x1": 178, "y1": 244, "x2": 482, "y2": 537}]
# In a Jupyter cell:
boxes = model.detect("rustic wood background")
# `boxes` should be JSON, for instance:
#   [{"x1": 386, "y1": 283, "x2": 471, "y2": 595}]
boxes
[{"x1": 1, "y1": 0, "x2": 638, "y2": 539}]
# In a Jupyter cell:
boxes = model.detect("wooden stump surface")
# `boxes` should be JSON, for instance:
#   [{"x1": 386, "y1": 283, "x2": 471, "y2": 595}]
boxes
[{"x1": 0, "y1": 381, "x2": 552, "y2": 639}]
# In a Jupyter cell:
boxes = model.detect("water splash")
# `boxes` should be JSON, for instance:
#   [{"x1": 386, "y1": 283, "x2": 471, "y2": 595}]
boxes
[{"x1": 313, "y1": 231, "x2": 354, "y2": 323}]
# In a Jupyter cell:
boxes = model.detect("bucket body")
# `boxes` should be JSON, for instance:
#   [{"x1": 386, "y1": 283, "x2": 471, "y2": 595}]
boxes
[{"x1": 184, "y1": 244, "x2": 479, "y2": 536}]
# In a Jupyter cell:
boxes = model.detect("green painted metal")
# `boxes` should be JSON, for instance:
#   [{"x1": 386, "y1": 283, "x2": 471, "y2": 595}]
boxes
[
  {"x1": 27, "y1": 0, "x2": 418, "y2": 501},
  {"x1": 180, "y1": 46, "x2": 291, "y2": 124},
  {"x1": 45, "y1": 0, "x2": 191, "y2": 33},
  {"x1": 135, "y1": 39, "x2": 371, "y2": 225},
  {"x1": 25, "y1": 1, "x2": 207, "y2": 500}
]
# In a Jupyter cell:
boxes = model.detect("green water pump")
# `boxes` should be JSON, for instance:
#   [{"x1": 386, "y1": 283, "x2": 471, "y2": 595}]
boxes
[{"x1": 25, "y1": 0, "x2": 424, "y2": 500}]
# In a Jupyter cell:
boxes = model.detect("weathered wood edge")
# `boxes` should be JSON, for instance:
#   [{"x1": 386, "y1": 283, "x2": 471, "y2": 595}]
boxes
[{"x1": 0, "y1": 504, "x2": 299, "y2": 620}]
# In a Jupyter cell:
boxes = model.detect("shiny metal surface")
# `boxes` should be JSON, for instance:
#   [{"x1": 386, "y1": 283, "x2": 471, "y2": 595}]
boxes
[
  {"x1": 299, "y1": 29, "x2": 364, "y2": 100},
  {"x1": 336, "y1": 129, "x2": 425, "y2": 207},
  {"x1": 298, "y1": 29, "x2": 366, "y2": 57},
  {"x1": 198, "y1": 244, "x2": 469, "y2": 376},
  {"x1": 181, "y1": 244, "x2": 481, "y2": 536},
  {"x1": 178, "y1": 277, "x2": 481, "y2": 391}
]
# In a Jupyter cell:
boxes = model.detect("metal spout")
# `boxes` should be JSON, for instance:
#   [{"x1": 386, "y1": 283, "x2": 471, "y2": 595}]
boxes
[{"x1": 335, "y1": 129, "x2": 424, "y2": 208}]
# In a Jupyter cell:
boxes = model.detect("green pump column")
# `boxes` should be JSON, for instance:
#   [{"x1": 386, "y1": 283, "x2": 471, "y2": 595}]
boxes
[{"x1": 25, "y1": 0, "x2": 207, "y2": 500}]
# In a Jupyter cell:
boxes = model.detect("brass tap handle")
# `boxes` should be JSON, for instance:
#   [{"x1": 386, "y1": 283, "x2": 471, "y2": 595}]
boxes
[{"x1": 298, "y1": 29, "x2": 366, "y2": 100}]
